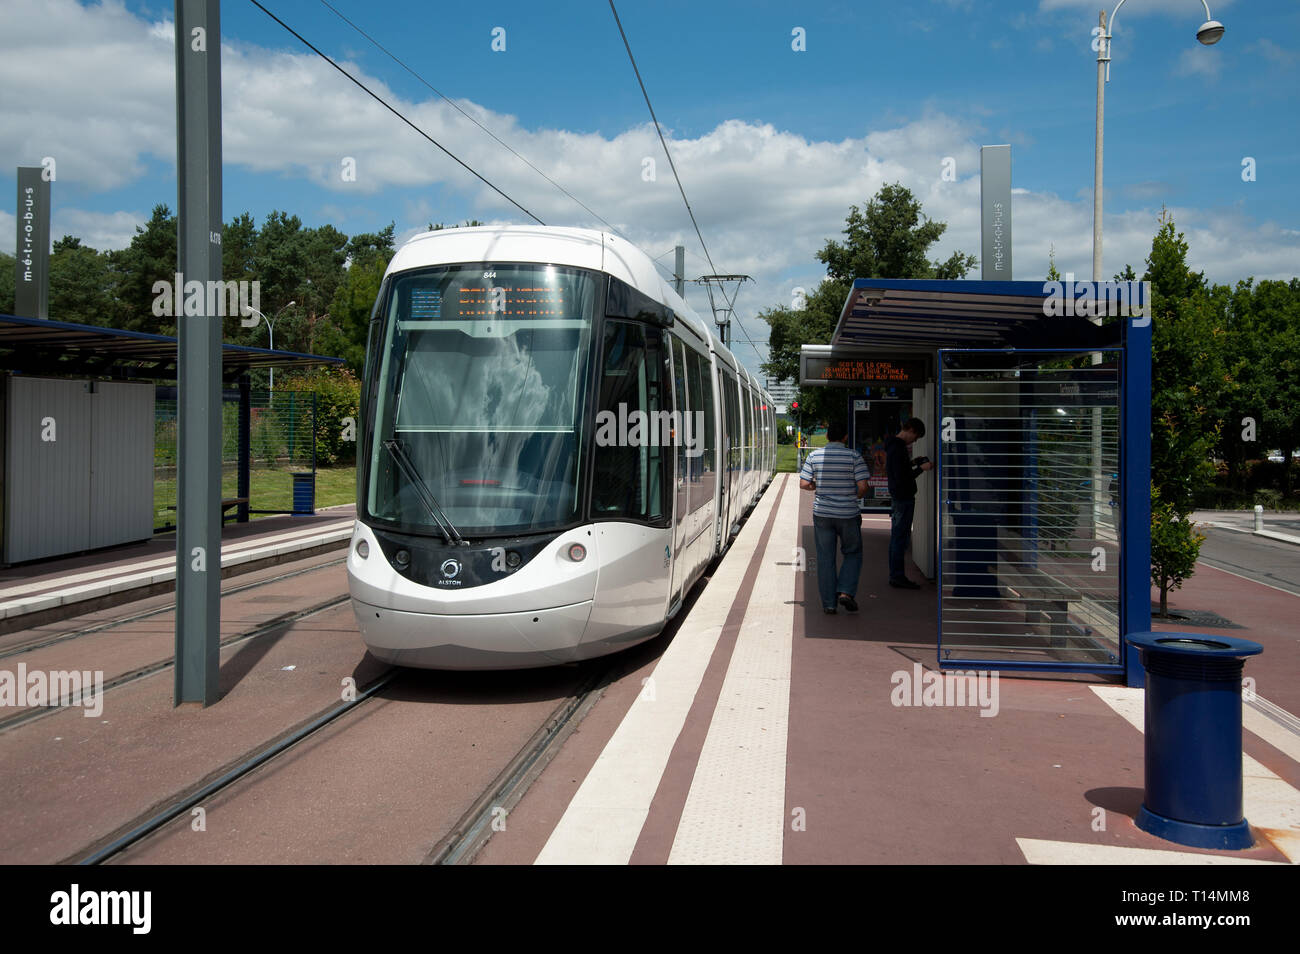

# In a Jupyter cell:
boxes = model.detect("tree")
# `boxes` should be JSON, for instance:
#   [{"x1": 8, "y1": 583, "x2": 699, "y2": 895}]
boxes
[
  {"x1": 222, "y1": 212, "x2": 258, "y2": 285},
  {"x1": 345, "y1": 223, "x2": 395, "y2": 270},
  {"x1": 328, "y1": 252, "x2": 389, "y2": 373},
  {"x1": 817, "y1": 183, "x2": 976, "y2": 283},
  {"x1": 759, "y1": 183, "x2": 976, "y2": 421},
  {"x1": 0, "y1": 252, "x2": 14, "y2": 313},
  {"x1": 278, "y1": 366, "x2": 361, "y2": 465},
  {"x1": 50, "y1": 235, "x2": 114, "y2": 326},
  {"x1": 1216, "y1": 276, "x2": 1300, "y2": 495},
  {"x1": 1046, "y1": 244, "x2": 1061, "y2": 281},
  {"x1": 1150, "y1": 486, "x2": 1205, "y2": 616},
  {"x1": 108, "y1": 204, "x2": 177, "y2": 333},
  {"x1": 1145, "y1": 211, "x2": 1220, "y2": 516}
]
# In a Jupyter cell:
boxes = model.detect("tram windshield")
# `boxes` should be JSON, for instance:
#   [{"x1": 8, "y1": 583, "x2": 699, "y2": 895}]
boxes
[{"x1": 366, "y1": 263, "x2": 598, "y2": 537}]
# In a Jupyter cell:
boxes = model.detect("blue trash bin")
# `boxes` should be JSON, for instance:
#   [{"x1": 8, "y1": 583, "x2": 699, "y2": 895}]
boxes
[
  {"x1": 291, "y1": 472, "x2": 315, "y2": 516},
  {"x1": 1126, "y1": 631, "x2": 1263, "y2": 850}
]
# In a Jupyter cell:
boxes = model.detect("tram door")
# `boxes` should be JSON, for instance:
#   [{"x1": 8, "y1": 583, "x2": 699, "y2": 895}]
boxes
[
  {"x1": 669, "y1": 338, "x2": 691, "y2": 608},
  {"x1": 849, "y1": 392, "x2": 912, "y2": 512}
]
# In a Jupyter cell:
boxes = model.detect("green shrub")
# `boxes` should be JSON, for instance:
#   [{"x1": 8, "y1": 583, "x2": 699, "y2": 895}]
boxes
[
  {"x1": 278, "y1": 367, "x2": 362, "y2": 466},
  {"x1": 1150, "y1": 486, "x2": 1205, "y2": 617}
]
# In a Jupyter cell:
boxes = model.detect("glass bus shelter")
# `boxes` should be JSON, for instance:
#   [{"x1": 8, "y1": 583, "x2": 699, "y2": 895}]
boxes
[{"x1": 801, "y1": 279, "x2": 1151, "y2": 685}]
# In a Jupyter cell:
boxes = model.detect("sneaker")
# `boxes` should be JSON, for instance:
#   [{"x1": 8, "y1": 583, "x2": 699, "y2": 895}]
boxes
[
  {"x1": 823, "y1": 606, "x2": 838, "y2": 614},
  {"x1": 838, "y1": 595, "x2": 859, "y2": 613},
  {"x1": 889, "y1": 578, "x2": 921, "y2": 590}
]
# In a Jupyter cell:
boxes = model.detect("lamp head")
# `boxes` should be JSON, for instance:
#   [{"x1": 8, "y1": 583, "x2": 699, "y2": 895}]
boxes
[{"x1": 1196, "y1": 19, "x2": 1224, "y2": 45}]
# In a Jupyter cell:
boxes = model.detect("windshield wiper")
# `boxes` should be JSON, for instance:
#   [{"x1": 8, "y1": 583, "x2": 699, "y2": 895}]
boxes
[{"x1": 382, "y1": 439, "x2": 468, "y2": 547}]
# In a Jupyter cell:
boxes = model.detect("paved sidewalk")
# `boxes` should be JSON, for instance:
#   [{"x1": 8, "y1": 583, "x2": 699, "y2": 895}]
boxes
[
  {"x1": 478, "y1": 476, "x2": 1300, "y2": 864},
  {"x1": 1193, "y1": 509, "x2": 1300, "y2": 545}
]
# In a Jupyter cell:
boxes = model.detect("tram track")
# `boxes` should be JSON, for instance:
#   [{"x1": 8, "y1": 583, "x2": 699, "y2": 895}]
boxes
[
  {"x1": 76, "y1": 661, "x2": 615, "y2": 866},
  {"x1": 425, "y1": 661, "x2": 613, "y2": 865},
  {"x1": 74, "y1": 667, "x2": 399, "y2": 865},
  {"x1": 0, "y1": 591, "x2": 352, "y2": 734},
  {"x1": 51, "y1": 488, "x2": 771, "y2": 866},
  {"x1": 0, "y1": 555, "x2": 348, "y2": 661}
]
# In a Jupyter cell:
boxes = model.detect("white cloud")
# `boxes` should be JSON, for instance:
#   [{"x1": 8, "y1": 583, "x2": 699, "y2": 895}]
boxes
[
  {"x1": 0, "y1": 0, "x2": 175, "y2": 190},
  {"x1": 2, "y1": 0, "x2": 1294, "y2": 375},
  {"x1": 1173, "y1": 46, "x2": 1222, "y2": 80},
  {"x1": 1251, "y1": 38, "x2": 1297, "y2": 67},
  {"x1": 52, "y1": 208, "x2": 144, "y2": 251}
]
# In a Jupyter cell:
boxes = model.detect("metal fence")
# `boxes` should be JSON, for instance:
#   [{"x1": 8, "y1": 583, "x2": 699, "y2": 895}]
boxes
[
  {"x1": 153, "y1": 389, "x2": 317, "y2": 530},
  {"x1": 939, "y1": 354, "x2": 1122, "y2": 670}
]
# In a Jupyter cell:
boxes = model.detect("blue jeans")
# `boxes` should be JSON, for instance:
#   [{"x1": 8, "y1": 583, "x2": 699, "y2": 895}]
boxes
[
  {"x1": 813, "y1": 513, "x2": 863, "y2": 610},
  {"x1": 889, "y1": 498, "x2": 916, "y2": 581}
]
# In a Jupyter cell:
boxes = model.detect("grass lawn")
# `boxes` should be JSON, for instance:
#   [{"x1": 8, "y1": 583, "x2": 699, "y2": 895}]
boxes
[
  {"x1": 154, "y1": 464, "x2": 357, "y2": 527},
  {"x1": 776, "y1": 432, "x2": 828, "y2": 473}
]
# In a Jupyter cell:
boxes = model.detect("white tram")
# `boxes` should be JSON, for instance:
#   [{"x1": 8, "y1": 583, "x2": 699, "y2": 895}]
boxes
[{"x1": 348, "y1": 226, "x2": 775, "y2": 669}]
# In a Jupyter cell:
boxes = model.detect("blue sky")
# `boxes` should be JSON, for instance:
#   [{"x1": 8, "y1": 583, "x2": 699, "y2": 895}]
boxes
[{"x1": 2, "y1": 0, "x2": 1296, "y2": 376}]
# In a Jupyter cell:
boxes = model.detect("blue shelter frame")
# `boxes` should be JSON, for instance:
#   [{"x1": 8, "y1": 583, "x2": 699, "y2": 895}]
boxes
[{"x1": 804, "y1": 279, "x2": 1151, "y2": 686}]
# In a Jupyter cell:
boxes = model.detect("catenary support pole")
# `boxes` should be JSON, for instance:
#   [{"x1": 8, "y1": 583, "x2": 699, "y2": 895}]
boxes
[{"x1": 174, "y1": 0, "x2": 223, "y2": 706}]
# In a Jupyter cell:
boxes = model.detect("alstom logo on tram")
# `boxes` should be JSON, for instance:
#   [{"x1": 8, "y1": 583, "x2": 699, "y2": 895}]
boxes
[{"x1": 347, "y1": 226, "x2": 775, "y2": 670}]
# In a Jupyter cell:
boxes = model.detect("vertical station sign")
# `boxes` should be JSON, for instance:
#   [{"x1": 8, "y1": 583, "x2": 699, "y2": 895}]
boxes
[
  {"x1": 14, "y1": 166, "x2": 50, "y2": 319},
  {"x1": 980, "y1": 145, "x2": 1012, "y2": 281},
  {"x1": 174, "y1": 0, "x2": 223, "y2": 706}
]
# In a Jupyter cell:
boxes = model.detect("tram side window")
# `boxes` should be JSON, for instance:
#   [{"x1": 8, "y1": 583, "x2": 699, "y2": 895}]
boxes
[
  {"x1": 672, "y1": 338, "x2": 690, "y2": 517},
  {"x1": 724, "y1": 376, "x2": 740, "y2": 474},
  {"x1": 741, "y1": 386, "x2": 752, "y2": 474},
  {"x1": 591, "y1": 320, "x2": 671, "y2": 524},
  {"x1": 687, "y1": 349, "x2": 716, "y2": 513}
]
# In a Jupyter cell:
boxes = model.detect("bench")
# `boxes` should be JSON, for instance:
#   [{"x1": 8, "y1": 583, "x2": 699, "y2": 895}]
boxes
[{"x1": 166, "y1": 498, "x2": 250, "y2": 524}]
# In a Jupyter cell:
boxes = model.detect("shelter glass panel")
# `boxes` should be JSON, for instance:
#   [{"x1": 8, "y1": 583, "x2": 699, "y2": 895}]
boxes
[{"x1": 939, "y1": 350, "x2": 1122, "y2": 671}]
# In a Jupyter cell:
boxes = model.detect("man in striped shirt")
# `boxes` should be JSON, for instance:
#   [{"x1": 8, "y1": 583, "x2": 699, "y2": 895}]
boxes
[{"x1": 799, "y1": 418, "x2": 869, "y2": 614}]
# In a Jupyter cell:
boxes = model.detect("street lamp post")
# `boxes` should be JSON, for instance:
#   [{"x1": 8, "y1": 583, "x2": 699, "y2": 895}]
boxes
[
  {"x1": 1089, "y1": 2, "x2": 1223, "y2": 533},
  {"x1": 246, "y1": 300, "x2": 295, "y2": 399},
  {"x1": 1093, "y1": 0, "x2": 1224, "y2": 282}
]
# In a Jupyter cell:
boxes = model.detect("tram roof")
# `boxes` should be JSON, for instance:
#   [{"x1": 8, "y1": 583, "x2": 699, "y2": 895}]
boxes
[
  {"x1": 832, "y1": 278, "x2": 1130, "y2": 351},
  {"x1": 386, "y1": 225, "x2": 768, "y2": 394},
  {"x1": 0, "y1": 313, "x2": 344, "y2": 383}
]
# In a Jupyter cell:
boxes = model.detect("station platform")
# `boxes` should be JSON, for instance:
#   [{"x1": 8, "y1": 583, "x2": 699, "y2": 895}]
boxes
[
  {"x1": 0, "y1": 506, "x2": 354, "y2": 633},
  {"x1": 478, "y1": 473, "x2": 1300, "y2": 865}
]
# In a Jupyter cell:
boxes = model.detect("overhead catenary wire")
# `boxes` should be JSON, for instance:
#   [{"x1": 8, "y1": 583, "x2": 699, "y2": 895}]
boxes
[
  {"x1": 249, "y1": 0, "x2": 544, "y2": 225},
  {"x1": 275, "y1": 2, "x2": 684, "y2": 290},
  {"x1": 253, "y1": 1, "x2": 767, "y2": 365},
  {"x1": 317, "y1": 0, "x2": 633, "y2": 241},
  {"x1": 606, "y1": 1, "x2": 765, "y2": 362}
]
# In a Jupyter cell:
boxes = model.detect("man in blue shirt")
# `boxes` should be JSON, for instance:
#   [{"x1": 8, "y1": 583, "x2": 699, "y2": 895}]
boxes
[
  {"x1": 799, "y1": 418, "x2": 869, "y2": 614},
  {"x1": 884, "y1": 417, "x2": 934, "y2": 589}
]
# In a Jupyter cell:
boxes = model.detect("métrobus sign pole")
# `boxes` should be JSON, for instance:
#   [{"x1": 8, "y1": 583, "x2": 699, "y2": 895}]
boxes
[
  {"x1": 174, "y1": 0, "x2": 223, "y2": 706},
  {"x1": 979, "y1": 144, "x2": 1011, "y2": 281},
  {"x1": 14, "y1": 167, "x2": 50, "y2": 319}
]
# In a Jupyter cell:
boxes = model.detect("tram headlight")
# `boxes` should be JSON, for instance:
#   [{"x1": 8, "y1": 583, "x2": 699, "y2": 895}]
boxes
[
  {"x1": 567, "y1": 543, "x2": 587, "y2": 562},
  {"x1": 355, "y1": 539, "x2": 369, "y2": 559}
]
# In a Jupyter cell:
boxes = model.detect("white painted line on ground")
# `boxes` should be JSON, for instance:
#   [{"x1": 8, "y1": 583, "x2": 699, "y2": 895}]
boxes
[
  {"x1": 1244, "y1": 698, "x2": 1300, "y2": 766},
  {"x1": 1088, "y1": 685, "x2": 1300, "y2": 863},
  {"x1": 0, "y1": 523, "x2": 354, "y2": 619},
  {"x1": 534, "y1": 477, "x2": 786, "y2": 865},
  {"x1": 0, "y1": 520, "x2": 354, "y2": 599},
  {"x1": 1255, "y1": 529, "x2": 1300, "y2": 546},
  {"x1": 1016, "y1": 838, "x2": 1286, "y2": 865},
  {"x1": 667, "y1": 479, "x2": 799, "y2": 865}
]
